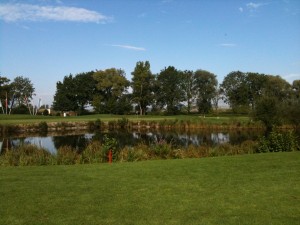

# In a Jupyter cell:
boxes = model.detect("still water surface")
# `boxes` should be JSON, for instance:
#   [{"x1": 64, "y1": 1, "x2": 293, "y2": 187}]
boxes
[{"x1": 0, "y1": 130, "x2": 262, "y2": 154}]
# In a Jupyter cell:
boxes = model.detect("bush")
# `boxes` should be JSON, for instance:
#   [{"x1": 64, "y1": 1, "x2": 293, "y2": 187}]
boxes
[
  {"x1": 38, "y1": 121, "x2": 48, "y2": 134},
  {"x1": 11, "y1": 104, "x2": 30, "y2": 114},
  {"x1": 43, "y1": 109, "x2": 49, "y2": 116},
  {"x1": 257, "y1": 130, "x2": 299, "y2": 153},
  {"x1": 101, "y1": 135, "x2": 119, "y2": 162}
]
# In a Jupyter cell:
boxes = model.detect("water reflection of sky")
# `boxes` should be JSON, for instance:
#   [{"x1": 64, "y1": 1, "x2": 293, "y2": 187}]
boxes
[{"x1": 11, "y1": 137, "x2": 57, "y2": 154}]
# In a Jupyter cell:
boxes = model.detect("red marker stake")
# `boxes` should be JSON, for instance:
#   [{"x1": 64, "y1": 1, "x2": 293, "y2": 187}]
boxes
[{"x1": 108, "y1": 149, "x2": 112, "y2": 164}]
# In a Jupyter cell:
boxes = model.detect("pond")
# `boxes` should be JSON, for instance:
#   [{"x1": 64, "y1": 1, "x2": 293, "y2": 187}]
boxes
[{"x1": 0, "y1": 129, "x2": 263, "y2": 154}]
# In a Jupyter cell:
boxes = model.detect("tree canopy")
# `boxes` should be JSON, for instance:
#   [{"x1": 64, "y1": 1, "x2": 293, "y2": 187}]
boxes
[
  {"x1": 131, "y1": 61, "x2": 155, "y2": 115},
  {"x1": 193, "y1": 70, "x2": 218, "y2": 114}
]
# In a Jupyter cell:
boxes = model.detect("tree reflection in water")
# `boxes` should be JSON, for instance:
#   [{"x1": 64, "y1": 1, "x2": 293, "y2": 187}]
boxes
[{"x1": 2, "y1": 130, "x2": 263, "y2": 154}]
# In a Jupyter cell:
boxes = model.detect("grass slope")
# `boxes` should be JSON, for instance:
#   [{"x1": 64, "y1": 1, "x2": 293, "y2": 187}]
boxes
[{"x1": 0, "y1": 152, "x2": 299, "y2": 225}]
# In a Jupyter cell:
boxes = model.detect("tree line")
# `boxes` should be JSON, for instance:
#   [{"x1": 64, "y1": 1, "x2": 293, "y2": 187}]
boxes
[
  {"x1": 52, "y1": 62, "x2": 220, "y2": 115},
  {"x1": 1, "y1": 61, "x2": 299, "y2": 129}
]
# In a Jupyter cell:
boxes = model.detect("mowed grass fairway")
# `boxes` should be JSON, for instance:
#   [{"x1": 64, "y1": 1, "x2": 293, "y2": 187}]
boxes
[
  {"x1": 1, "y1": 152, "x2": 299, "y2": 225},
  {"x1": 0, "y1": 114, "x2": 251, "y2": 125}
]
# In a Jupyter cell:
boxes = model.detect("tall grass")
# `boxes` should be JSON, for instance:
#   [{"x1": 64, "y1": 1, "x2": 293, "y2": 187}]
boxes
[
  {"x1": 0, "y1": 139, "x2": 259, "y2": 166},
  {"x1": 0, "y1": 145, "x2": 55, "y2": 166},
  {"x1": 1, "y1": 129, "x2": 297, "y2": 166}
]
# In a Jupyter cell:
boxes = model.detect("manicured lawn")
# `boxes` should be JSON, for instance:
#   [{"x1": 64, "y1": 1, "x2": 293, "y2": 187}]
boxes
[
  {"x1": 0, "y1": 152, "x2": 299, "y2": 225},
  {"x1": 0, "y1": 114, "x2": 251, "y2": 125}
]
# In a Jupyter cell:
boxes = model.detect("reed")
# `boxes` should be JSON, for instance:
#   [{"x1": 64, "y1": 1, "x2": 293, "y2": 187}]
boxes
[
  {"x1": 0, "y1": 134, "x2": 296, "y2": 166},
  {"x1": 0, "y1": 144, "x2": 55, "y2": 166}
]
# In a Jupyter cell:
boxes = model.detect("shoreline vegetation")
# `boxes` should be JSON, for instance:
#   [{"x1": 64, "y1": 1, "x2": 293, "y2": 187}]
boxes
[
  {"x1": 1, "y1": 132, "x2": 298, "y2": 166},
  {"x1": 0, "y1": 114, "x2": 299, "y2": 166},
  {"x1": 0, "y1": 113, "x2": 294, "y2": 136}
]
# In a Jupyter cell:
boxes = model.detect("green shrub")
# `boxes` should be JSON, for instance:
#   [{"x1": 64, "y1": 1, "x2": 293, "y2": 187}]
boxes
[
  {"x1": 101, "y1": 135, "x2": 119, "y2": 162},
  {"x1": 257, "y1": 130, "x2": 299, "y2": 153},
  {"x1": 38, "y1": 121, "x2": 48, "y2": 134}
]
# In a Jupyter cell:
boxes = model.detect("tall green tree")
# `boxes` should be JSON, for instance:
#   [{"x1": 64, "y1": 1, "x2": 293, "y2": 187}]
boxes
[
  {"x1": 181, "y1": 70, "x2": 195, "y2": 114},
  {"x1": 11, "y1": 76, "x2": 35, "y2": 106},
  {"x1": 253, "y1": 96, "x2": 282, "y2": 132},
  {"x1": 92, "y1": 68, "x2": 129, "y2": 114},
  {"x1": 73, "y1": 71, "x2": 96, "y2": 114},
  {"x1": 281, "y1": 79, "x2": 300, "y2": 129},
  {"x1": 193, "y1": 70, "x2": 218, "y2": 114},
  {"x1": 263, "y1": 75, "x2": 292, "y2": 101},
  {"x1": 156, "y1": 66, "x2": 184, "y2": 114},
  {"x1": 245, "y1": 72, "x2": 267, "y2": 110},
  {"x1": 220, "y1": 71, "x2": 249, "y2": 113},
  {"x1": 53, "y1": 75, "x2": 78, "y2": 112},
  {"x1": 252, "y1": 75, "x2": 293, "y2": 130},
  {"x1": 131, "y1": 61, "x2": 155, "y2": 115}
]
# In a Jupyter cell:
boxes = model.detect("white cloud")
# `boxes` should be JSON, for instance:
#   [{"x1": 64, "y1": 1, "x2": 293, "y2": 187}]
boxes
[
  {"x1": 219, "y1": 43, "x2": 237, "y2": 47},
  {"x1": 111, "y1": 44, "x2": 146, "y2": 51},
  {"x1": 239, "y1": 7, "x2": 244, "y2": 12},
  {"x1": 0, "y1": 3, "x2": 111, "y2": 23}
]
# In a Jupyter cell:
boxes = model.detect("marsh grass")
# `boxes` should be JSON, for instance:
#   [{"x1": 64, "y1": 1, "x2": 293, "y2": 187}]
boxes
[
  {"x1": 0, "y1": 145, "x2": 55, "y2": 166},
  {"x1": 0, "y1": 139, "x2": 259, "y2": 166}
]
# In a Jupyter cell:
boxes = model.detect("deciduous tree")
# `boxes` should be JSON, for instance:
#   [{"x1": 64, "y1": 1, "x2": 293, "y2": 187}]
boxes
[
  {"x1": 92, "y1": 68, "x2": 129, "y2": 114},
  {"x1": 53, "y1": 75, "x2": 78, "y2": 112},
  {"x1": 131, "y1": 61, "x2": 155, "y2": 115},
  {"x1": 220, "y1": 71, "x2": 249, "y2": 113},
  {"x1": 193, "y1": 70, "x2": 218, "y2": 114},
  {"x1": 181, "y1": 70, "x2": 195, "y2": 114},
  {"x1": 156, "y1": 66, "x2": 184, "y2": 114},
  {"x1": 11, "y1": 76, "x2": 35, "y2": 106}
]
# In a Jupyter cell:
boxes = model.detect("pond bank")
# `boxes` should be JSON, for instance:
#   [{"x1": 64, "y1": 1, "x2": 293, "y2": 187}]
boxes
[{"x1": 0, "y1": 119, "x2": 271, "y2": 136}]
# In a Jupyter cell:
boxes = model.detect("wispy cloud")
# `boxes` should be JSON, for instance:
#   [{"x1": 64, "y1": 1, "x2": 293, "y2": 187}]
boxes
[
  {"x1": 246, "y1": 2, "x2": 269, "y2": 11},
  {"x1": 0, "y1": 3, "x2": 111, "y2": 23},
  {"x1": 239, "y1": 7, "x2": 244, "y2": 12},
  {"x1": 111, "y1": 44, "x2": 146, "y2": 51},
  {"x1": 219, "y1": 43, "x2": 237, "y2": 47}
]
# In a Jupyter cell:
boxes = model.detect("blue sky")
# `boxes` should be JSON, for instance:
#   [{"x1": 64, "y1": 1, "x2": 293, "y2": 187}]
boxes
[{"x1": 1, "y1": 0, "x2": 300, "y2": 105}]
